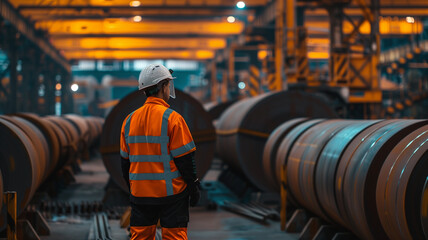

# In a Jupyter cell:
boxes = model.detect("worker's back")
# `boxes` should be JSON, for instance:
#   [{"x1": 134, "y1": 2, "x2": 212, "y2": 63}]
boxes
[{"x1": 120, "y1": 97, "x2": 195, "y2": 202}]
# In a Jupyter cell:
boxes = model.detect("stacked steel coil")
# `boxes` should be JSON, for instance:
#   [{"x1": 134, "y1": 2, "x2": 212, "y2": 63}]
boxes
[
  {"x1": 0, "y1": 114, "x2": 104, "y2": 230},
  {"x1": 100, "y1": 89, "x2": 216, "y2": 193},
  {"x1": 216, "y1": 91, "x2": 338, "y2": 191},
  {"x1": 259, "y1": 118, "x2": 428, "y2": 240}
]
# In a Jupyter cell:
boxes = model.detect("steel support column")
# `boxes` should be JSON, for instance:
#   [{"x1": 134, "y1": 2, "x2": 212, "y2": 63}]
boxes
[
  {"x1": 228, "y1": 46, "x2": 235, "y2": 100},
  {"x1": 211, "y1": 60, "x2": 218, "y2": 103},
  {"x1": 274, "y1": 0, "x2": 285, "y2": 91}
]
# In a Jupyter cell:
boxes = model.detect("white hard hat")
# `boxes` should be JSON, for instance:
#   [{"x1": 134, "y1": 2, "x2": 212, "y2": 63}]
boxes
[{"x1": 138, "y1": 64, "x2": 176, "y2": 98}]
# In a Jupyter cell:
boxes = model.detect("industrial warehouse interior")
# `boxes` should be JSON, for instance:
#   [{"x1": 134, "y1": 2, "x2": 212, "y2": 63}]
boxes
[{"x1": 0, "y1": 0, "x2": 428, "y2": 239}]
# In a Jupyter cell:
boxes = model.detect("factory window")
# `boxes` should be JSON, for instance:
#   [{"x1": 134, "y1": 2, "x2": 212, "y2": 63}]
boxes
[
  {"x1": 133, "y1": 60, "x2": 164, "y2": 71},
  {"x1": 97, "y1": 60, "x2": 120, "y2": 71},
  {"x1": 71, "y1": 60, "x2": 96, "y2": 71},
  {"x1": 165, "y1": 60, "x2": 198, "y2": 71}
]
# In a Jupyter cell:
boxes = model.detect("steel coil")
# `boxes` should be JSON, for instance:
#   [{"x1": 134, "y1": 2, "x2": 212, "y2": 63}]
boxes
[
  {"x1": 0, "y1": 118, "x2": 39, "y2": 229},
  {"x1": 100, "y1": 89, "x2": 216, "y2": 193},
  {"x1": 287, "y1": 120, "x2": 355, "y2": 220},
  {"x1": 14, "y1": 113, "x2": 61, "y2": 175},
  {"x1": 262, "y1": 118, "x2": 308, "y2": 192},
  {"x1": 274, "y1": 119, "x2": 325, "y2": 192},
  {"x1": 0, "y1": 113, "x2": 104, "y2": 231},
  {"x1": 216, "y1": 91, "x2": 337, "y2": 191},
  {"x1": 376, "y1": 124, "x2": 428, "y2": 240},
  {"x1": 336, "y1": 120, "x2": 428, "y2": 239},
  {"x1": 314, "y1": 120, "x2": 381, "y2": 226},
  {"x1": 206, "y1": 100, "x2": 238, "y2": 122}
]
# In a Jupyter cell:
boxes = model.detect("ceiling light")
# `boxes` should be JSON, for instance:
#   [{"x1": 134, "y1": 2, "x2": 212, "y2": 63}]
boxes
[
  {"x1": 129, "y1": 1, "x2": 141, "y2": 7},
  {"x1": 133, "y1": 16, "x2": 142, "y2": 22},
  {"x1": 71, "y1": 84, "x2": 79, "y2": 92},
  {"x1": 238, "y1": 82, "x2": 246, "y2": 89},
  {"x1": 227, "y1": 16, "x2": 236, "y2": 23},
  {"x1": 237, "y1": 1, "x2": 246, "y2": 9},
  {"x1": 406, "y1": 16, "x2": 414, "y2": 23}
]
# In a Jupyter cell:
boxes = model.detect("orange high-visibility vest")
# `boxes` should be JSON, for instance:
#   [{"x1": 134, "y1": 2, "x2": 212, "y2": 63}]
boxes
[{"x1": 120, "y1": 97, "x2": 196, "y2": 198}]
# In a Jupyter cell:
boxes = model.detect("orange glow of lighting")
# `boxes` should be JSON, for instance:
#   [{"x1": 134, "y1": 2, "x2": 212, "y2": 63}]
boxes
[
  {"x1": 308, "y1": 52, "x2": 329, "y2": 59},
  {"x1": 133, "y1": 16, "x2": 142, "y2": 22},
  {"x1": 129, "y1": 1, "x2": 141, "y2": 7},
  {"x1": 343, "y1": 18, "x2": 423, "y2": 35},
  {"x1": 306, "y1": 18, "x2": 423, "y2": 35},
  {"x1": 52, "y1": 37, "x2": 227, "y2": 50},
  {"x1": 55, "y1": 83, "x2": 62, "y2": 90},
  {"x1": 227, "y1": 16, "x2": 236, "y2": 23},
  {"x1": 406, "y1": 53, "x2": 413, "y2": 59},
  {"x1": 63, "y1": 50, "x2": 215, "y2": 60},
  {"x1": 35, "y1": 19, "x2": 245, "y2": 35},
  {"x1": 399, "y1": 57, "x2": 406, "y2": 64},
  {"x1": 414, "y1": 47, "x2": 421, "y2": 54},
  {"x1": 257, "y1": 50, "x2": 268, "y2": 60}
]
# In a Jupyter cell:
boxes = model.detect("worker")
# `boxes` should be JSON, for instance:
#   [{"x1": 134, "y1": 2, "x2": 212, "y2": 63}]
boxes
[{"x1": 120, "y1": 64, "x2": 200, "y2": 240}]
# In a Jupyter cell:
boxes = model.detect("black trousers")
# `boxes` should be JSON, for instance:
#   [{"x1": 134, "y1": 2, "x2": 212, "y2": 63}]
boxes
[{"x1": 130, "y1": 195, "x2": 189, "y2": 228}]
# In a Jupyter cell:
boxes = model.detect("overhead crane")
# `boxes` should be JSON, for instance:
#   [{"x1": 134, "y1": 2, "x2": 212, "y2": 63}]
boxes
[{"x1": 1, "y1": 0, "x2": 427, "y2": 117}]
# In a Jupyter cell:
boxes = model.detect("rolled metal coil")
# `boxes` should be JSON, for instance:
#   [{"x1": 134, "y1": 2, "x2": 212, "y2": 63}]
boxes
[
  {"x1": 0, "y1": 118, "x2": 39, "y2": 229},
  {"x1": 314, "y1": 120, "x2": 381, "y2": 226},
  {"x1": 336, "y1": 120, "x2": 428, "y2": 240},
  {"x1": 64, "y1": 114, "x2": 91, "y2": 158},
  {"x1": 274, "y1": 119, "x2": 324, "y2": 194},
  {"x1": 0, "y1": 116, "x2": 48, "y2": 185},
  {"x1": 287, "y1": 119, "x2": 356, "y2": 220},
  {"x1": 216, "y1": 91, "x2": 338, "y2": 191},
  {"x1": 262, "y1": 118, "x2": 308, "y2": 192},
  {"x1": 0, "y1": 113, "x2": 104, "y2": 231},
  {"x1": 274, "y1": 118, "x2": 428, "y2": 239},
  {"x1": 45, "y1": 116, "x2": 80, "y2": 168},
  {"x1": 100, "y1": 89, "x2": 216, "y2": 193},
  {"x1": 206, "y1": 100, "x2": 238, "y2": 122},
  {"x1": 14, "y1": 113, "x2": 60, "y2": 175},
  {"x1": 376, "y1": 124, "x2": 428, "y2": 240}
]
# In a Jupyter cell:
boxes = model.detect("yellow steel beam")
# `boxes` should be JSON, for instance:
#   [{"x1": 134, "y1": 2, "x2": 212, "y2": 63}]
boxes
[
  {"x1": 35, "y1": 19, "x2": 245, "y2": 36},
  {"x1": 51, "y1": 37, "x2": 227, "y2": 50},
  {"x1": 306, "y1": 8, "x2": 428, "y2": 17},
  {"x1": 20, "y1": 8, "x2": 255, "y2": 21},
  {"x1": 304, "y1": 18, "x2": 423, "y2": 35},
  {"x1": 62, "y1": 49, "x2": 215, "y2": 60},
  {"x1": 11, "y1": 0, "x2": 268, "y2": 7}
]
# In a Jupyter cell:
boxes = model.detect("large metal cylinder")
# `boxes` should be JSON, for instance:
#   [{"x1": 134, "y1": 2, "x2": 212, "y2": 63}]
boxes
[
  {"x1": 376, "y1": 124, "x2": 428, "y2": 240},
  {"x1": 287, "y1": 119, "x2": 356, "y2": 220},
  {"x1": 0, "y1": 113, "x2": 103, "y2": 231},
  {"x1": 314, "y1": 120, "x2": 381, "y2": 226},
  {"x1": 100, "y1": 89, "x2": 216, "y2": 193},
  {"x1": 262, "y1": 118, "x2": 307, "y2": 192},
  {"x1": 336, "y1": 120, "x2": 428, "y2": 240},
  {"x1": 14, "y1": 113, "x2": 61, "y2": 175},
  {"x1": 266, "y1": 118, "x2": 428, "y2": 240},
  {"x1": 0, "y1": 118, "x2": 39, "y2": 228},
  {"x1": 217, "y1": 91, "x2": 338, "y2": 191}
]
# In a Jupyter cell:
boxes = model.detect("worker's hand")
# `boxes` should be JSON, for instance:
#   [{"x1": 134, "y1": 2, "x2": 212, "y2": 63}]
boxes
[{"x1": 189, "y1": 180, "x2": 201, "y2": 207}]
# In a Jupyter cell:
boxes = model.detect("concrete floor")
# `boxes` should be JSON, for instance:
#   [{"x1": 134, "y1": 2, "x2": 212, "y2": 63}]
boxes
[{"x1": 39, "y1": 157, "x2": 298, "y2": 240}]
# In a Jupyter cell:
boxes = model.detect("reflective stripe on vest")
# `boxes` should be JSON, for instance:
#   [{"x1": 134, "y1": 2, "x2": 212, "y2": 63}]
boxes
[{"x1": 124, "y1": 108, "x2": 181, "y2": 196}]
